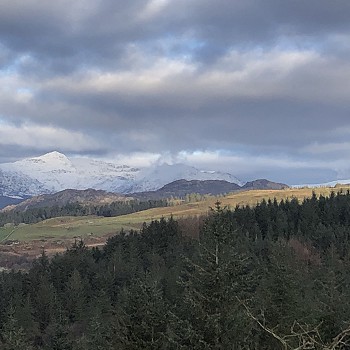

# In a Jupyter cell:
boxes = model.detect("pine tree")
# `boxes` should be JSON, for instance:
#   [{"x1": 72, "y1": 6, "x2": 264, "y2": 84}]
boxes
[
  {"x1": 15, "y1": 295, "x2": 39, "y2": 344},
  {"x1": 65, "y1": 269, "x2": 86, "y2": 323},
  {"x1": 42, "y1": 320, "x2": 72, "y2": 350},
  {"x1": 118, "y1": 275, "x2": 169, "y2": 349},
  {"x1": 174, "y1": 202, "x2": 256, "y2": 348},
  {"x1": 84, "y1": 309, "x2": 115, "y2": 350},
  {"x1": 1, "y1": 306, "x2": 32, "y2": 350},
  {"x1": 34, "y1": 276, "x2": 57, "y2": 332}
]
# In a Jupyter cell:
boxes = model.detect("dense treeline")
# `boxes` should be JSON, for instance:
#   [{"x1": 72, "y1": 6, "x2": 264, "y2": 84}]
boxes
[
  {"x1": 2, "y1": 191, "x2": 350, "y2": 348},
  {"x1": 0, "y1": 199, "x2": 167, "y2": 226}
]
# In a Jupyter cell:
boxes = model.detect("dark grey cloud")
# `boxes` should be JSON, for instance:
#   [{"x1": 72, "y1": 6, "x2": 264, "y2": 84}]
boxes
[
  {"x1": 2, "y1": 0, "x2": 350, "y2": 73},
  {"x1": 1, "y1": 0, "x2": 350, "y2": 183}
]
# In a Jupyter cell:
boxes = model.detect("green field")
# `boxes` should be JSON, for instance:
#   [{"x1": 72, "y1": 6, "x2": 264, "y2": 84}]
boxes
[
  {"x1": 0, "y1": 216, "x2": 141, "y2": 241},
  {"x1": 1, "y1": 185, "x2": 349, "y2": 241}
]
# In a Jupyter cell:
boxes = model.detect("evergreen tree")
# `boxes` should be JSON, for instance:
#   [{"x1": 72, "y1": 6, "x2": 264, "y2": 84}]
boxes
[
  {"x1": 65, "y1": 269, "x2": 86, "y2": 323},
  {"x1": 1, "y1": 306, "x2": 32, "y2": 350},
  {"x1": 118, "y1": 275, "x2": 169, "y2": 349},
  {"x1": 174, "y1": 202, "x2": 256, "y2": 348}
]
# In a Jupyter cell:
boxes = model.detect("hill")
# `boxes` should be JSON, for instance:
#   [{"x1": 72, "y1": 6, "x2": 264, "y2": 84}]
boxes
[
  {"x1": 132, "y1": 179, "x2": 241, "y2": 200},
  {"x1": 133, "y1": 178, "x2": 289, "y2": 200},
  {"x1": 242, "y1": 179, "x2": 288, "y2": 190},
  {"x1": 1, "y1": 185, "x2": 349, "y2": 244},
  {"x1": 2, "y1": 189, "x2": 130, "y2": 212}
]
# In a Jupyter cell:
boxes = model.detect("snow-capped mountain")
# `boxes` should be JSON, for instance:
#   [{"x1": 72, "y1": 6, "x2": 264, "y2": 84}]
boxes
[
  {"x1": 0, "y1": 151, "x2": 140, "y2": 196},
  {"x1": 0, "y1": 151, "x2": 242, "y2": 197}
]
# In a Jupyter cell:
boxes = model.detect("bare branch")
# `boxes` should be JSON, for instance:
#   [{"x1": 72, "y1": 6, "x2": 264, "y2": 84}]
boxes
[{"x1": 236, "y1": 297, "x2": 290, "y2": 350}]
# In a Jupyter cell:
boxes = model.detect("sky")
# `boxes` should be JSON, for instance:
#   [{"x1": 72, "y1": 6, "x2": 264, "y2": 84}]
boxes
[{"x1": 1, "y1": 0, "x2": 350, "y2": 184}]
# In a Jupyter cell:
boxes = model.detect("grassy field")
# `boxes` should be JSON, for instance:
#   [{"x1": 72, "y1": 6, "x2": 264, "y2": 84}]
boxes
[
  {"x1": 0, "y1": 216, "x2": 142, "y2": 241},
  {"x1": 120, "y1": 185, "x2": 350, "y2": 220},
  {"x1": 1, "y1": 185, "x2": 349, "y2": 242}
]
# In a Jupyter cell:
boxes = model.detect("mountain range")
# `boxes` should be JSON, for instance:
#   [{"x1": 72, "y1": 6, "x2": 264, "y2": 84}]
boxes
[
  {"x1": 0, "y1": 151, "x2": 242, "y2": 198},
  {"x1": 2, "y1": 179, "x2": 289, "y2": 213}
]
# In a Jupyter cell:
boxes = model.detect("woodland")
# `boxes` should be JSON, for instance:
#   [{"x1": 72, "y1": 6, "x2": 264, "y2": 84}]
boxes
[
  {"x1": 0, "y1": 199, "x2": 168, "y2": 226},
  {"x1": 1, "y1": 191, "x2": 350, "y2": 349}
]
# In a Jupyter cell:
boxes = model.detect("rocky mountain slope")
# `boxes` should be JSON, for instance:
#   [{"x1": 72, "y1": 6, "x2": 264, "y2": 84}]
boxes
[{"x1": 0, "y1": 151, "x2": 242, "y2": 197}]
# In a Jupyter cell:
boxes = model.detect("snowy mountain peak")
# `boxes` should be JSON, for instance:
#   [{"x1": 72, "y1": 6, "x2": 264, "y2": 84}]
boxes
[
  {"x1": 24, "y1": 151, "x2": 73, "y2": 169},
  {"x1": 36, "y1": 151, "x2": 69, "y2": 162}
]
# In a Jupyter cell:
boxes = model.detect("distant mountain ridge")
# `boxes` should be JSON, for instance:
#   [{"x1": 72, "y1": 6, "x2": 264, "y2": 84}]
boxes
[
  {"x1": 2, "y1": 179, "x2": 290, "y2": 212},
  {"x1": 133, "y1": 178, "x2": 289, "y2": 200},
  {"x1": 0, "y1": 151, "x2": 242, "y2": 197}
]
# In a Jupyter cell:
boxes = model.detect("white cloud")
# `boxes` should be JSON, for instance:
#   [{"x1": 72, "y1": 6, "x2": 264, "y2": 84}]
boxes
[
  {"x1": 0, "y1": 123, "x2": 101, "y2": 152},
  {"x1": 101, "y1": 152, "x2": 161, "y2": 168}
]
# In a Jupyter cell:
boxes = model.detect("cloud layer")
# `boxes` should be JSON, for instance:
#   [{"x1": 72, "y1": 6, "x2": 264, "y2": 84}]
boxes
[{"x1": 1, "y1": 0, "x2": 350, "y2": 183}]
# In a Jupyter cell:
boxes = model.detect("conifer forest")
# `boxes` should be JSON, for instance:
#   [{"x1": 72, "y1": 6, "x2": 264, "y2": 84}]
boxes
[{"x1": 2, "y1": 191, "x2": 350, "y2": 349}]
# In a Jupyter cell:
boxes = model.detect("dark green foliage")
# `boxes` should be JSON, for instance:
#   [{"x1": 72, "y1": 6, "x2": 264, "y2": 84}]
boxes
[
  {"x1": 173, "y1": 203, "x2": 257, "y2": 349},
  {"x1": 2, "y1": 192, "x2": 350, "y2": 348},
  {"x1": 0, "y1": 306, "x2": 33, "y2": 350},
  {"x1": 118, "y1": 276, "x2": 169, "y2": 349}
]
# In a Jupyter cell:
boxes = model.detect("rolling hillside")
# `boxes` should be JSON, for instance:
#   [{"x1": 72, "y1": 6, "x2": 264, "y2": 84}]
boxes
[
  {"x1": 0, "y1": 185, "x2": 348, "y2": 243},
  {"x1": 2, "y1": 188, "x2": 130, "y2": 212}
]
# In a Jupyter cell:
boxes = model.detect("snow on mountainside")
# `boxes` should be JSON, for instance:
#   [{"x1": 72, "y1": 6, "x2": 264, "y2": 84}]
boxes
[
  {"x1": 0, "y1": 151, "x2": 242, "y2": 196},
  {"x1": 0, "y1": 169, "x2": 49, "y2": 197},
  {"x1": 71, "y1": 158, "x2": 139, "y2": 193}
]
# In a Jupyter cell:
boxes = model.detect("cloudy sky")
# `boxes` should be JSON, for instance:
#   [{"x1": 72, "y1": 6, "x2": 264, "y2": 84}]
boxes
[{"x1": 1, "y1": 0, "x2": 350, "y2": 184}]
